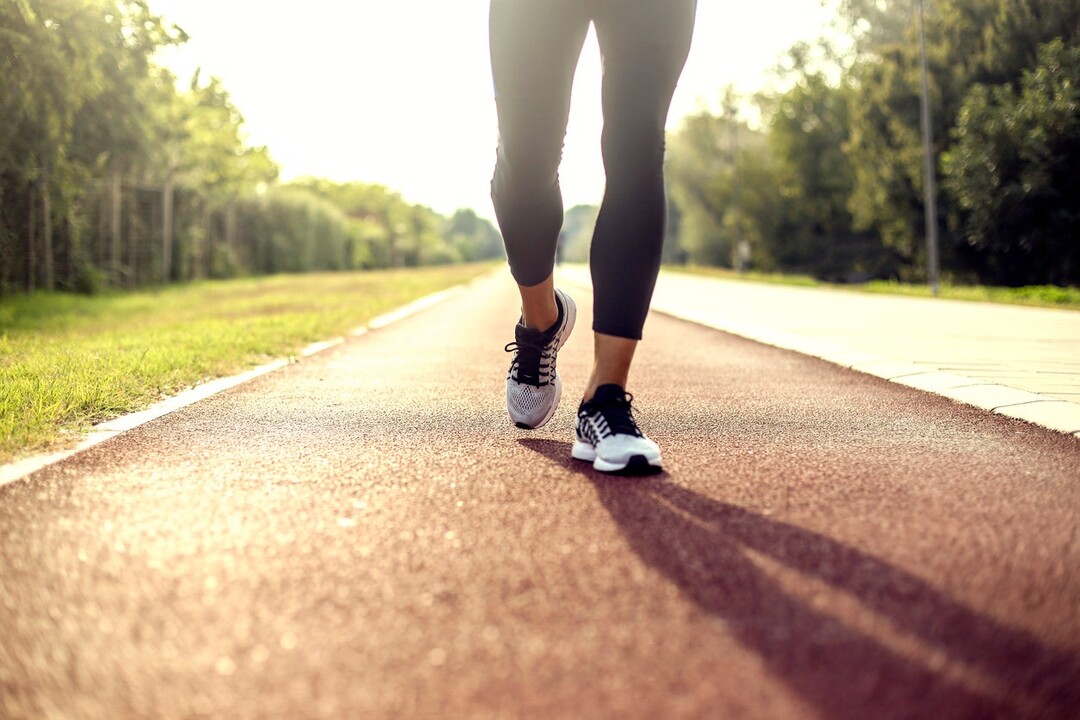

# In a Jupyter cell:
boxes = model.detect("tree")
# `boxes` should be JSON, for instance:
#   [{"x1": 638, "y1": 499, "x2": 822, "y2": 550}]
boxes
[
  {"x1": 0, "y1": 0, "x2": 111, "y2": 290},
  {"x1": 943, "y1": 39, "x2": 1080, "y2": 285},
  {"x1": 289, "y1": 178, "x2": 475, "y2": 270},
  {"x1": 666, "y1": 100, "x2": 743, "y2": 267},
  {"x1": 666, "y1": 89, "x2": 817, "y2": 275},
  {"x1": 73, "y1": 1, "x2": 185, "y2": 287},
  {"x1": 832, "y1": 0, "x2": 913, "y2": 56},
  {"x1": 443, "y1": 208, "x2": 503, "y2": 262},
  {"x1": 558, "y1": 204, "x2": 598, "y2": 264},
  {"x1": 839, "y1": 0, "x2": 1080, "y2": 283},
  {"x1": 0, "y1": 0, "x2": 187, "y2": 293},
  {"x1": 762, "y1": 44, "x2": 895, "y2": 280},
  {"x1": 178, "y1": 71, "x2": 277, "y2": 279}
]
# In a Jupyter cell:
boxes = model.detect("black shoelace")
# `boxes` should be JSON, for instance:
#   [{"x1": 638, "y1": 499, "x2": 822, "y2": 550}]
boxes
[
  {"x1": 585, "y1": 391, "x2": 643, "y2": 438},
  {"x1": 505, "y1": 335, "x2": 553, "y2": 387}
]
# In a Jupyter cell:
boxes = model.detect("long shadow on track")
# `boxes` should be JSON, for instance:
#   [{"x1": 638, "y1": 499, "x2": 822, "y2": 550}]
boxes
[{"x1": 520, "y1": 438, "x2": 1080, "y2": 720}]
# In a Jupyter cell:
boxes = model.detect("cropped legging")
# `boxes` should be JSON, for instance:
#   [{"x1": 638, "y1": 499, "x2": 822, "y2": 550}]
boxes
[{"x1": 489, "y1": 0, "x2": 697, "y2": 339}]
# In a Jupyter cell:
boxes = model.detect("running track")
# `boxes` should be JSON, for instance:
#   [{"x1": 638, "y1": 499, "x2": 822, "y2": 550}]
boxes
[{"x1": 2, "y1": 273, "x2": 1078, "y2": 718}]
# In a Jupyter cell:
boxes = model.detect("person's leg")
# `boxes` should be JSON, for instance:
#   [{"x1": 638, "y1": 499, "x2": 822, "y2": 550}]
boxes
[
  {"x1": 584, "y1": 333, "x2": 637, "y2": 399},
  {"x1": 583, "y1": 0, "x2": 697, "y2": 401},
  {"x1": 517, "y1": 274, "x2": 557, "y2": 331},
  {"x1": 489, "y1": 0, "x2": 589, "y2": 327},
  {"x1": 572, "y1": 0, "x2": 696, "y2": 472},
  {"x1": 490, "y1": 0, "x2": 590, "y2": 428}
]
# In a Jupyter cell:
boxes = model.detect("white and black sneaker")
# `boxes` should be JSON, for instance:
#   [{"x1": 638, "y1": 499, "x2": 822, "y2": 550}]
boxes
[
  {"x1": 572, "y1": 384, "x2": 662, "y2": 473},
  {"x1": 505, "y1": 288, "x2": 577, "y2": 429}
]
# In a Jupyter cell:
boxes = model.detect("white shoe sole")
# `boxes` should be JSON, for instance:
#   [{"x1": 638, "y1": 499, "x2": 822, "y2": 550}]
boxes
[{"x1": 572, "y1": 440, "x2": 663, "y2": 473}]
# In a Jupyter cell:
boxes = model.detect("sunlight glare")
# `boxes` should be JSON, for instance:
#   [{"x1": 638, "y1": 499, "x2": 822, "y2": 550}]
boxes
[{"x1": 150, "y1": 0, "x2": 836, "y2": 219}]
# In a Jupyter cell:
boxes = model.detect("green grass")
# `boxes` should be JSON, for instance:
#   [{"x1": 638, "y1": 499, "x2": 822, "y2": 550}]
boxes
[
  {"x1": 666, "y1": 265, "x2": 1080, "y2": 310},
  {"x1": 858, "y1": 280, "x2": 1080, "y2": 308},
  {"x1": 0, "y1": 263, "x2": 494, "y2": 464}
]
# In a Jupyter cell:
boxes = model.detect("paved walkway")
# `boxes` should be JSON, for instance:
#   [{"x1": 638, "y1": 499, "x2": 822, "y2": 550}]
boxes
[{"x1": 559, "y1": 266, "x2": 1080, "y2": 437}]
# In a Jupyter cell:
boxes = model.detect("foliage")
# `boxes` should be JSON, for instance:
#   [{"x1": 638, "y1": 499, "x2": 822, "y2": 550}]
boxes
[
  {"x1": 663, "y1": 0, "x2": 1080, "y2": 288},
  {"x1": 558, "y1": 204, "x2": 599, "y2": 263},
  {"x1": 443, "y1": 208, "x2": 505, "y2": 263},
  {"x1": 763, "y1": 48, "x2": 894, "y2": 280},
  {"x1": 943, "y1": 40, "x2": 1080, "y2": 285},
  {"x1": 0, "y1": 1, "x2": 504, "y2": 297},
  {"x1": 0, "y1": 0, "x2": 186, "y2": 292},
  {"x1": 841, "y1": 0, "x2": 1080, "y2": 284},
  {"x1": 667, "y1": 74, "x2": 892, "y2": 281},
  {"x1": 237, "y1": 187, "x2": 351, "y2": 274},
  {"x1": 289, "y1": 179, "x2": 503, "y2": 269},
  {"x1": 666, "y1": 96, "x2": 755, "y2": 268}
]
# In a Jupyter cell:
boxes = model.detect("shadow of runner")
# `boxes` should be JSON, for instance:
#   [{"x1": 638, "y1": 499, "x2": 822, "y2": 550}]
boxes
[{"x1": 519, "y1": 438, "x2": 1080, "y2": 720}]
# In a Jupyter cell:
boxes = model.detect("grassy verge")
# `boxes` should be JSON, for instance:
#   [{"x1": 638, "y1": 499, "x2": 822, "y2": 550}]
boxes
[
  {"x1": 665, "y1": 265, "x2": 1080, "y2": 311},
  {"x1": 0, "y1": 263, "x2": 495, "y2": 464},
  {"x1": 858, "y1": 280, "x2": 1080, "y2": 308}
]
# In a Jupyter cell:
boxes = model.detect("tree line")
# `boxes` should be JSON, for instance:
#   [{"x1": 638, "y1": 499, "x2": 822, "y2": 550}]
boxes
[
  {"x1": 664, "y1": 0, "x2": 1079, "y2": 286},
  {"x1": 0, "y1": 0, "x2": 502, "y2": 296}
]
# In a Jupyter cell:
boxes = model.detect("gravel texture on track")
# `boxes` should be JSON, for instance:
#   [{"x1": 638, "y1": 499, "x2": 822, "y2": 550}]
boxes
[{"x1": 2, "y1": 273, "x2": 1078, "y2": 719}]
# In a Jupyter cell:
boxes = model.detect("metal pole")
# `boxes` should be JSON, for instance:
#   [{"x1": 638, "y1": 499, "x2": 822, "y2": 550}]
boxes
[{"x1": 917, "y1": 0, "x2": 940, "y2": 294}]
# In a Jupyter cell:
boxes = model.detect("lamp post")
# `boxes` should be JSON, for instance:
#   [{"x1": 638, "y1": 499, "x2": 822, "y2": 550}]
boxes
[{"x1": 917, "y1": 0, "x2": 941, "y2": 294}]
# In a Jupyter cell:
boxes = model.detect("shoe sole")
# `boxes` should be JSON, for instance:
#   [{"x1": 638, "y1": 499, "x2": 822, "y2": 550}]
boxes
[
  {"x1": 572, "y1": 440, "x2": 663, "y2": 475},
  {"x1": 508, "y1": 289, "x2": 577, "y2": 430}
]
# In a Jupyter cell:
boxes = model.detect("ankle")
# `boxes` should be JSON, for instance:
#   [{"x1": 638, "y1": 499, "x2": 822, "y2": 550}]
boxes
[
  {"x1": 582, "y1": 381, "x2": 625, "y2": 404},
  {"x1": 517, "y1": 276, "x2": 559, "y2": 332},
  {"x1": 584, "y1": 332, "x2": 637, "y2": 403},
  {"x1": 522, "y1": 298, "x2": 558, "y2": 332}
]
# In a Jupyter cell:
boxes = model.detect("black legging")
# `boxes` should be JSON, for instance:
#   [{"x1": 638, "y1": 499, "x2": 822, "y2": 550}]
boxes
[{"x1": 489, "y1": 0, "x2": 697, "y2": 340}]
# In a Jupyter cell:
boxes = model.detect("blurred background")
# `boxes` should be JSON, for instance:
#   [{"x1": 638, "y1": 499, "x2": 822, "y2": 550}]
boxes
[{"x1": 1, "y1": 0, "x2": 1078, "y2": 294}]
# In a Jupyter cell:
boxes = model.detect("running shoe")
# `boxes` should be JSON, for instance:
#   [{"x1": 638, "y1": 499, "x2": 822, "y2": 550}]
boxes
[
  {"x1": 572, "y1": 384, "x2": 662, "y2": 473},
  {"x1": 505, "y1": 288, "x2": 577, "y2": 429}
]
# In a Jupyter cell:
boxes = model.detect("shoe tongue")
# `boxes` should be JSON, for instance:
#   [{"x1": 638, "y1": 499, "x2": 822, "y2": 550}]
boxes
[
  {"x1": 516, "y1": 294, "x2": 564, "y2": 342},
  {"x1": 592, "y1": 384, "x2": 627, "y2": 404},
  {"x1": 515, "y1": 323, "x2": 548, "y2": 344}
]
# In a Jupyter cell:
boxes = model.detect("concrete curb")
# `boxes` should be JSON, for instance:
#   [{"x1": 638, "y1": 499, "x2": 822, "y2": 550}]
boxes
[
  {"x1": 557, "y1": 269, "x2": 1080, "y2": 439},
  {"x1": 0, "y1": 281, "x2": 474, "y2": 488}
]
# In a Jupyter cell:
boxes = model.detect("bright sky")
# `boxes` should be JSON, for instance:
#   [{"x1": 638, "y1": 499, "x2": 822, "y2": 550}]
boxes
[{"x1": 151, "y1": 1, "x2": 838, "y2": 220}]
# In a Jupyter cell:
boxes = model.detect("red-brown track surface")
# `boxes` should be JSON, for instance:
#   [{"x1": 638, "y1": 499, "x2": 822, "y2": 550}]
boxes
[{"x1": 2, "y1": 273, "x2": 1078, "y2": 719}]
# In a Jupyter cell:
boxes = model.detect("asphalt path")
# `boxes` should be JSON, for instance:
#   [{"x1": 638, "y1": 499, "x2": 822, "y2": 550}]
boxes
[{"x1": 2, "y1": 272, "x2": 1079, "y2": 719}]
